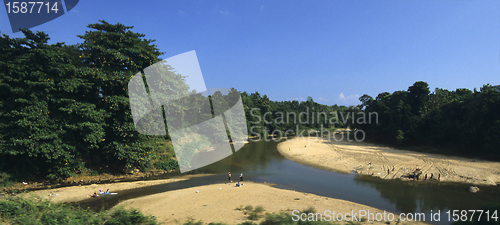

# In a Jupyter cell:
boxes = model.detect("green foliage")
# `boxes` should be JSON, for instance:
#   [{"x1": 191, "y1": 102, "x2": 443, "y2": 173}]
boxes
[
  {"x1": 253, "y1": 206, "x2": 265, "y2": 214},
  {"x1": 353, "y1": 82, "x2": 500, "y2": 160},
  {"x1": 0, "y1": 29, "x2": 99, "y2": 179},
  {"x1": 184, "y1": 218, "x2": 204, "y2": 225},
  {"x1": 240, "y1": 91, "x2": 351, "y2": 138},
  {"x1": 153, "y1": 156, "x2": 179, "y2": 171},
  {"x1": 395, "y1": 130, "x2": 404, "y2": 145},
  {"x1": 247, "y1": 211, "x2": 261, "y2": 221},
  {"x1": 239, "y1": 222, "x2": 257, "y2": 225},
  {"x1": 77, "y1": 20, "x2": 165, "y2": 174},
  {"x1": 237, "y1": 205, "x2": 266, "y2": 220},
  {"x1": 259, "y1": 212, "x2": 295, "y2": 225},
  {"x1": 184, "y1": 206, "x2": 336, "y2": 225},
  {"x1": 0, "y1": 196, "x2": 159, "y2": 225},
  {"x1": 259, "y1": 210, "x2": 337, "y2": 225},
  {"x1": 0, "y1": 21, "x2": 178, "y2": 180},
  {"x1": 104, "y1": 207, "x2": 157, "y2": 225}
]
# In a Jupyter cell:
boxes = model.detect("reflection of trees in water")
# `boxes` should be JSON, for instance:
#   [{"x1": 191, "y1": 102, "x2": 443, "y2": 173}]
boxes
[
  {"x1": 354, "y1": 175, "x2": 499, "y2": 213},
  {"x1": 195, "y1": 141, "x2": 283, "y2": 174}
]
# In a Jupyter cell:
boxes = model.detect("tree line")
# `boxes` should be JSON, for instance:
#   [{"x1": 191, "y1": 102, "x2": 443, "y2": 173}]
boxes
[
  {"x1": 353, "y1": 81, "x2": 500, "y2": 160},
  {"x1": 0, "y1": 20, "x2": 359, "y2": 181},
  {"x1": 1, "y1": 21, "x2": 498, "y2": 182}
]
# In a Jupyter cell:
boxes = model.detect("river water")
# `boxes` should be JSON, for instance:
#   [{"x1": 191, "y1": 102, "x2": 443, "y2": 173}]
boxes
[{"x1": 74, "y1": 140, "x2": 500, "y2": 225}]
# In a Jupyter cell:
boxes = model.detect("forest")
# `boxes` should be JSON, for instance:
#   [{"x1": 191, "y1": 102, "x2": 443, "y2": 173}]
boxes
[
  {"x1": 1, "y1": 20, "x2": 498, "y2": 183},
  {"x1": 352, "y1": 82, "x2": 500, "y2": 160}
]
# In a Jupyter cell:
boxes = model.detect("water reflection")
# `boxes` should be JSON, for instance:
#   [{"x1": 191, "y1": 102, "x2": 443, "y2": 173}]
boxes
[
  {"x1": 195, "y1": 140, "x2": 286, "y2": 174},
  {"x1": 354, "y1": 174, "x2": 500, "y2": 213}
]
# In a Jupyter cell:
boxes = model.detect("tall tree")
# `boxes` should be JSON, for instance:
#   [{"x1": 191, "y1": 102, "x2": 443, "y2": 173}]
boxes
[
  {"x1": 407, "y1": 81, "x2": 430, "y2": 116},
  {"x1": 0, "y1": 30, "x2": 106, "y2": 179},
  {"x1": 77, "y1": 20, "x2": 164, "y2": 172}
]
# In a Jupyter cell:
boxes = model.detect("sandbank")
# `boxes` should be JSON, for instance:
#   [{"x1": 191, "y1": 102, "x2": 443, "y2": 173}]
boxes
[{"x1": 277, "y1": 136, "x2": 500, "y2": 186}]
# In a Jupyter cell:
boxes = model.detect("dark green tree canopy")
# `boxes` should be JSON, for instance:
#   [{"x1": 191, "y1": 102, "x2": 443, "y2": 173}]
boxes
[{"x1": 0, "y1": 21, "x2": 169, "y2": 179}]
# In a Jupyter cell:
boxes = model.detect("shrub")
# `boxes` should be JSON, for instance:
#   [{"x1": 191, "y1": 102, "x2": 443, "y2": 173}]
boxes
[
  {"x1": 0, "y1": 196, "x2": 159, "y2": 225},
  {"x1": 104, "y1": 207, "x2": 157, "y2": 225}
]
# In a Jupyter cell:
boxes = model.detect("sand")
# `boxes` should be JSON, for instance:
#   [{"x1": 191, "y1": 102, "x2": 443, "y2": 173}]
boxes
[
  {"x1": 22, "y1": 175, "x2": 429, "y2": 225},
  {"x1": 115, "y1": 181, "x2": 427, "y2": 225},
  {"x1": 277, "y1": 136, "x2": 500, "y2": 186},
  {"x1": 21, "y1": 174, "x2": 209, "y2": 204}
]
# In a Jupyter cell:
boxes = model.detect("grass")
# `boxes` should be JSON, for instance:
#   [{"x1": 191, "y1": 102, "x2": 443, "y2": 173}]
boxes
[
  {"x1": 235, "y1": 205, "x2": 266, "y2": 220},
  {"x1": 182, "y1": 206, "x2": 342, "y2": 225},
  {"x1": 0, "y1": 196, "x2": 158, "y2": 225},
  {"x1": 0, "y1": 199, "x2": 378, "y2": 225}
]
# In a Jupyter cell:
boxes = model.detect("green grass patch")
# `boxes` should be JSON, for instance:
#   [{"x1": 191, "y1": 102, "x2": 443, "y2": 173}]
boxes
[{"x1": 0, "y1": 196, "x2": 158, "y2": 225}]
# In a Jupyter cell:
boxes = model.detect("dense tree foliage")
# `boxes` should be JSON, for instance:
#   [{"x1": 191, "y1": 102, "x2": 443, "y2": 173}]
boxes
[
  {"x1": 353, "y1": 81, "x2": 500, "y2": 159},
  {"x1": 240, "y1": 92, "x2": 355, "y2": 138},
  {"x1": 0, "y1": 21, "x2": 175, "y2": 180},
  {"x1": 77, "y1": 20, "x2": 167, "y2": 174}
]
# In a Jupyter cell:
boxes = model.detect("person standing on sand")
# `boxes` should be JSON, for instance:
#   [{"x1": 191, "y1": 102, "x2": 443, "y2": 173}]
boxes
[
  {"x1": 228, "y1": 172, "x2": 231, "y2": 182},
  {"x1": 240, "y1": 173, "x2": 243, "y2": 181}
]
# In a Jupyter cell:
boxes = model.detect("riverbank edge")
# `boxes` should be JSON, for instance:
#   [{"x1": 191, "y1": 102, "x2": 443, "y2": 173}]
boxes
[
  {"x1": 13, "y1": 174, "x2": 214, "y2": 204},
  {"x1": 276, "y1": 137, "x2": 500, "y2": 186},
  {"x1": 113, "y1": 181, "x2": 429, "y2": 225},
  {"x1": 1, "y1": 169, "x2": 183, "y2": 196}
]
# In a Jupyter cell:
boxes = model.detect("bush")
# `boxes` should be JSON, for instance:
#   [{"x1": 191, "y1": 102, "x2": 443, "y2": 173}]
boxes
[
  {"x1": 104, "y1": 207, "x2": 157, "y2": 225},
  {"x1": 247, "y1": 211, "x2": 261, "y2": 221},
  {"x1": 184, "y1": 218, "x2": 204, "y2": 225},
  {"x1": 0, "y1": 196, "x2": 159, "y2": 225},
  {"x1": 253, "y1": 206, "x2": 265, "y2": 214},
  {"x1": 153, "y1": 158, "x2": 179, "y2": 171}
]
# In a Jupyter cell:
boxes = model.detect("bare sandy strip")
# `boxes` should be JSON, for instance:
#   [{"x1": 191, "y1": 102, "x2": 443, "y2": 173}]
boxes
[
  {"x1": 22, "y1": 174, "x2": 209, "y2": 204},
  {"x1": 278, "y1": 136, "x2": 500, "y2": 186},
  {"x1": 115, "y1": 181, "x2": 427, "y2": 225}
]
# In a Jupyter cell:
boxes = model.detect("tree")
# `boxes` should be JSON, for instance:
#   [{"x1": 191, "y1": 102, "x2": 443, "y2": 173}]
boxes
[
  {"x1": 77, "y1": 20, "x2": 165, "y2": 172},
  {"x1": 359, "y1": 94, "x2": 373, "y2": 109},
  {"x1": 0, "y1": 30, "x2": 105, "y2": 179},
  {"x1": 407, "y1": 81, "x2": 430, "y2": 116}
]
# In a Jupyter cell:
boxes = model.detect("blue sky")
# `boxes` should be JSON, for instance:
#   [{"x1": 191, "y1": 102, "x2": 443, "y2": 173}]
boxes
[{"x1": 1, "y1": 0, "x2": 499, "y2": 106}]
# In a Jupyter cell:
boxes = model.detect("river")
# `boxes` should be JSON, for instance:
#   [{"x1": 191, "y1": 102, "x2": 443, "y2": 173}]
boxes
[{"x1": 73, "y1": 140, "x2": 500, "y2": 225}]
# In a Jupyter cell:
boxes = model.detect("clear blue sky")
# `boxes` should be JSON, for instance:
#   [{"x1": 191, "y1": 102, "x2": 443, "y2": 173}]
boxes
[{"x1": 1, "y1": 0, "x2": 499, "y2": 106}]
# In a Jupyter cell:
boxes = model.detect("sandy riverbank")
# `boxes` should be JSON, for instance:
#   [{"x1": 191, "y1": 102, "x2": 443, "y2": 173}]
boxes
[
  {"x1": 20, "y1": 174, "x2": 209, "y2": 204},
  {"x1": 21, "y1": 174, "x2": 428, "y2": 225},
  {"x1": 277, "y1": 136, "x2": 500, "y2": 186},
  {"x1": 115, "y1": 181, "x2": 427, "y2": 225}
]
